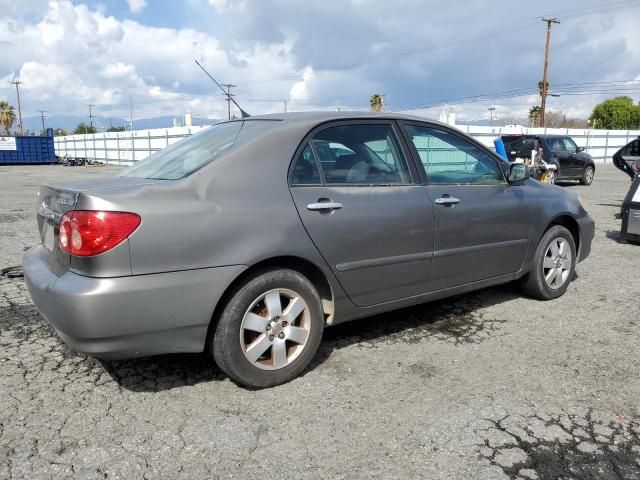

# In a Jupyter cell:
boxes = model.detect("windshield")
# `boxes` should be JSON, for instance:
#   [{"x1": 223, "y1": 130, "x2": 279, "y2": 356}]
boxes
[{"x1": 118, "y1": 121, "x2": 244, "y2": 180}]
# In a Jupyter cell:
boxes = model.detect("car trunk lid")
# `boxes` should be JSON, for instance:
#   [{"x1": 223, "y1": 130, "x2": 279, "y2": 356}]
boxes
[{"x1": 35, "y1": 178, "x2": 159, "y2": 275}]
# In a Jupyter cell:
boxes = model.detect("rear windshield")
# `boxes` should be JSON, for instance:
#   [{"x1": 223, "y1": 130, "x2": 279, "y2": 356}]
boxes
[
  {"x1": 118, "y1": 120, "x2": 274, "y2": 180},
  {"x1": 502, "y1": 136, "x2": 536, "y2": 152}
]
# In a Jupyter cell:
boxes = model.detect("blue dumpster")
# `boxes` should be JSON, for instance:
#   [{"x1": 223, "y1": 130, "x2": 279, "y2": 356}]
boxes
[{"x1": 0, "y1": 135, "x2": 56, "y2": 165}]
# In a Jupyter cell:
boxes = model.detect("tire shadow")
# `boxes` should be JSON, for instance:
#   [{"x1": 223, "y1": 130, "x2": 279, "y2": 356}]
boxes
[{"x1": 102, "y1": 282, "x2": 524, "y2": 392}]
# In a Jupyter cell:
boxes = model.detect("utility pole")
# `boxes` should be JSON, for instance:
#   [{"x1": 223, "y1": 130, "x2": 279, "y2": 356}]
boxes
[
  {"x1": 38, "y1": 110, "x2": 47, "y2": 133},
  {"x1": 221, "y1": 83, "x2": 235, "y2": 120},
  {"x1": 86, "y1": 104, "x2": 94, "y2": 130},
  {"x1": 283, "y1": 100, "x2": 288, "y2": 113},
  {"x1": 11, "y1": 80, "x2": 23, "y2": 135},
  {"x1": 488, "y1": 107, "x2": 496, "y2": 126},
  {"x1": 539, "y1": 18, "x2": 560, "y2": 127},
  {"x1": 129, "y1": 95, "x2": 134, "y2": 131},
  {"x1": 129, "y1": 95, "x2": 135, "y2": 162}
]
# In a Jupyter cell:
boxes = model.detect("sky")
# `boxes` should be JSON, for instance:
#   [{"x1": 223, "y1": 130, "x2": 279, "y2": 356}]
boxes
[{"x1": 1, "y1": 0, "x2": 639, "y2": 125}]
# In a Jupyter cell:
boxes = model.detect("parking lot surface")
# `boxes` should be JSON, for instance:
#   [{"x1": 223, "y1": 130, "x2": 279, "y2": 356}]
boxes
[{"x1": 1, "y1": 164, "x2": 639, "y2": 479}]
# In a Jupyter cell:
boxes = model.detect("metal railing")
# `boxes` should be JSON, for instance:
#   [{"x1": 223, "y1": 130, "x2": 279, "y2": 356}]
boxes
[
  {"x1": 54, "y1": 123, "x2": 640, "y2": 165},
  {"x1": 53, "y1": 126, "x2": 209, "y2": 164}
]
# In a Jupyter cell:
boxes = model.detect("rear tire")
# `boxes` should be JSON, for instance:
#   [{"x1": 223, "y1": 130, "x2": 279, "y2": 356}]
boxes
[
  {"x1": 520, "y1": 225, "x2": 576, "y2": 300},
  {"x1": 212, "y1": 269, "x2": 324, "y2": 388},
  {"x1": 580, "y1": 166, "x2": 594, "y2": 185},
  {"x1": 544, "y1": 170, "x2": 556, "y2": 184}
]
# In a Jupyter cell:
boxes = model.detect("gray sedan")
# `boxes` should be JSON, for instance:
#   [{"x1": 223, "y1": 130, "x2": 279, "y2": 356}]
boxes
[{"x1": 23, "y1": 112, "x2": 594, "y2": 388}]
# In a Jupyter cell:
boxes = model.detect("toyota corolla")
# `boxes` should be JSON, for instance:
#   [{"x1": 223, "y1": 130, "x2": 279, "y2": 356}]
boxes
[{"x1": 23, "y1": 112, "x2": 594, "y2": 388}]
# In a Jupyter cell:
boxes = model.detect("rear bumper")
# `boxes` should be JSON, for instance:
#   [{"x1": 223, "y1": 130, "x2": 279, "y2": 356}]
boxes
[
  {"x1": 23, "y1": 245, "x2": 246, "y2": 359},
  {"x1": 577, "y1": 214, "x2": 595, "y2": 263}
]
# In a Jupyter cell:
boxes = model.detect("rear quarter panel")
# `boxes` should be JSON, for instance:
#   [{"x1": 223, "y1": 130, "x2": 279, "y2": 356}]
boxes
[{"x1": 93, "y1": 122, "x2": 352, "y2": 317}]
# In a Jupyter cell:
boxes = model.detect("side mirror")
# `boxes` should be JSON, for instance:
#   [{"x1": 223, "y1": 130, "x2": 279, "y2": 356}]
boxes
[
  {"x1": 509, "y1": 163, "x2": 530, "y2": 183},
  {"x1": 577, "y1": 146, "x2": 585, "y2": 153}
]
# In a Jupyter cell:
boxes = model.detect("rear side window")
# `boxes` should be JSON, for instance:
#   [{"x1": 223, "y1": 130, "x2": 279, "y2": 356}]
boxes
[
  {"x1": 547, "y1": 137, "x2": 566, "y2": 152},
  {"x1": 310, "y1": 124, "x2": 411, "y2": 184},
  {"x1": 620, "y1": 139, "x2": 640, "y2": 157},
  {"x1": 502, "y1": 136, "x2": 525, "y2": 152},
  {"x1": 404, "y1": 124, "x2": 504, "y2": 185},
  {"x1": 291, "y1": 144, "x2": 321, "y2": 185},
  {"x1": 562, "y1": 137, "x2": 577, "y2": 153},
  {"x1": 119, "y1": 120, "x2": 278, "y2": 180}
]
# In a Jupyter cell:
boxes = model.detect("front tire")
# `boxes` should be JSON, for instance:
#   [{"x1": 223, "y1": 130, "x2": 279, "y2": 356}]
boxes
[
  {"x1": 580, "y1": 166, "x2": 594, "y2": 185},
  {"x1": 520, "y1": 225, "x2": 576, "y2": 300},
  {"x1": 212, "y1": 269, "x2": 324, "y2": 388}
]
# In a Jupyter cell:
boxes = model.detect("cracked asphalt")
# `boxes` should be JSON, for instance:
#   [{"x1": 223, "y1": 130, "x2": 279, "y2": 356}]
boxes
[{"x1": 1, "y1": 164, "x2": 639, "y2": 479}]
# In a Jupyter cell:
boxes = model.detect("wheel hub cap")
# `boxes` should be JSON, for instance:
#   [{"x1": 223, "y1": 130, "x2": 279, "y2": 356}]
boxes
[
  {"x1": 239, "y1": 288, "x2": 311, "y2": 371},
  {"x1": 269, "y1": 321, "x2": 284, "y2": 337},
  {"x1": 543, "y1": 237, "x2": 572, "y2": 289}
]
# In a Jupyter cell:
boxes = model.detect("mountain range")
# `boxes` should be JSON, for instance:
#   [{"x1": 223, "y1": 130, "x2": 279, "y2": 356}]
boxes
[{"x1": 20, "y1": 115, "x2": 220, "y2": 133}]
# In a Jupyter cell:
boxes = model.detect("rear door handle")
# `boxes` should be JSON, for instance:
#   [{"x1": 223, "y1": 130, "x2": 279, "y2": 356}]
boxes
[
  {"x1": 434, "y1": 197, "x2": 460, "y2": 206},
  {"x1": 307, "y1": 202, "x2": 343, "y2": 211}
]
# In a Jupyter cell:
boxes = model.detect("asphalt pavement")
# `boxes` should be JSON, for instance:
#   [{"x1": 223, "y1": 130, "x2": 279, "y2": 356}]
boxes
[{"x1": 0, "y1": 164, "x2": 639, "y2": 479}]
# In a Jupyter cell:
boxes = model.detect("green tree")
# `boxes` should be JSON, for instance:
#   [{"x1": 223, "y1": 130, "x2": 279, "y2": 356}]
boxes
[
  {"x1": 0, "y1": 101, "x2": 16, "y2": 134},
  {"x1": 528, "y1": 106, "x2": 541, "y2": 127},
  {"x1": 589, "y1": 96, "x2": 640, "y2": 129},
  {"x1": 53, "y1": 128, "x2": 69, "y2": 136},
  {"x1": 369, "y1": 94, "x2": 384, "y2": 112},
  {"x1": 107, "y1": 126, "x2": 125, "y2": 132},
  {"x1": 74, "y1": 122, "x2": 97, "y2": 134}
]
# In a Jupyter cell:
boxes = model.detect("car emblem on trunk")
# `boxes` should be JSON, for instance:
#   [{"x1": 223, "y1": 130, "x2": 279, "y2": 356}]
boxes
[{"x1": 38, "y1": 201, "x2": 55, "y2": 219}]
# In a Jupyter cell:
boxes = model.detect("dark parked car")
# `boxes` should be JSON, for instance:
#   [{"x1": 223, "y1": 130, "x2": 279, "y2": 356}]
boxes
[
  {"x1": 613, "y1": 137, "x2": 640, "y2": 243},
  {"x1": 613, "y1": 136, "x2": 640, "y2": 180},
  {"x1": 502, "y1": 134, "x2": 596, "y2": 185},
  {"x1": 23, "y1": 112, "x2": 594, "y2": 388}
]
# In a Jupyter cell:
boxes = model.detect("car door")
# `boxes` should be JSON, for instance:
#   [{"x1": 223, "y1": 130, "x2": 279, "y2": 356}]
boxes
[
  {"x1": 289, "y1": 121, "x2": 435, "y2": 307},
  {"x1": 400, "y1": 122, "x2": 531, "y2": 292},
  {"x1": 546, "y1": 137, "x2": 572, "y2": 177},
  {"x1": 614, "y1": 138, "x2": 640, "y2": 178},
  {"x1": 562, "y1": 137, "x2": 582, "y2": 176},
  {"x1": 290, "y1": 120, "x2": 434, "y2": 306}
]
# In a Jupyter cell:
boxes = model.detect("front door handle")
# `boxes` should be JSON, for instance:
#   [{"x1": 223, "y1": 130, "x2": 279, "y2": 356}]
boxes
[
  {"x1": 434, "y1": 196, "x2": 460, "y2": 206},
  {"x1": 307, "y1": 201, "x2": 343, "y2": 211}
]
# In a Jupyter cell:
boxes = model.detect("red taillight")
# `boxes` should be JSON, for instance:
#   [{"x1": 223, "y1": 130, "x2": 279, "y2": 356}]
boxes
[{"x1": 58, "y1": 211, "x2": 141, "y2": 256}]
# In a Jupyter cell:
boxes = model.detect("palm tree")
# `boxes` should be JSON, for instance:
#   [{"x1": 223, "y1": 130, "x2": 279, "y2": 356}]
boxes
[
  {"x1": 0, "y1": 101, "x2": 16, "y2": 134},
  {"x1": 369, "y1": 94, "x2": 384, "y2": 112},
  {"x1": 528, "y1": 106, "x2": 541, "y2": 127}
]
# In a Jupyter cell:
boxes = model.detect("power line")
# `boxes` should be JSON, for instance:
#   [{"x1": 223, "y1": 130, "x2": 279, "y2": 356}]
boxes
[
  {"x1": 285, "y1": 1, "x2": 640, "y2": 76},
  {"x1": 393, "y1": 78, "x2": 640, "y2": 111}
]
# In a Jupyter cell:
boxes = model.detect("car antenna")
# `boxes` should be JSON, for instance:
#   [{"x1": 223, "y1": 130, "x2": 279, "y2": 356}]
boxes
[{"x1": 194, "y1": 60, "x2": 251, "y2": 118}]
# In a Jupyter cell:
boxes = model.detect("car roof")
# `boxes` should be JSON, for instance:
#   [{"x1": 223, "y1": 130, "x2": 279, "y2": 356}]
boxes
[
  {"x1": 502, "y1": 134, "x2": 568, "y2": 139},
  {"x1": 237, "y1": 111, "x2": 452, "y2": 128}
]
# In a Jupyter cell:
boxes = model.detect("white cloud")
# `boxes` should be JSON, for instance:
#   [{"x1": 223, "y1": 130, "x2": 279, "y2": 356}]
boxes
[
  {"x1": 0, "y1": 1, "x2": 303, "y2": 121},
  {"x1": 127, "y1": 0, "x2": 147, "y2": 14},
  {"x1": 1, "y1": 0, "x2": 639, "y2": 126}
]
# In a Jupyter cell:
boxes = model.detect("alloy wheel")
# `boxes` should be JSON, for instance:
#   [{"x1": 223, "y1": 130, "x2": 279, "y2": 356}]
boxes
[
  {"x1": 585, "y1": 167, "x2": 594, "y2": 184},
  {"x1": 543, "y1": 237, "x2": 572, "y2": 289},
  {"x1": 239, "y1": 288, "x2": 311, "y2": 370},
  {"x1": 545, "y1": 171, "x2": 556, "y2": 184}
]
